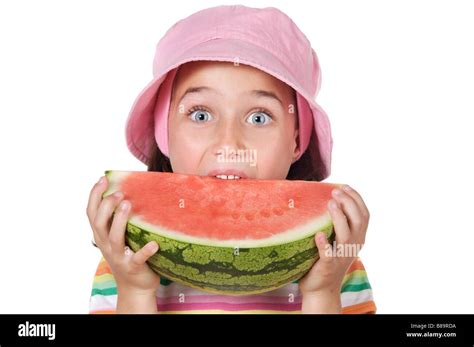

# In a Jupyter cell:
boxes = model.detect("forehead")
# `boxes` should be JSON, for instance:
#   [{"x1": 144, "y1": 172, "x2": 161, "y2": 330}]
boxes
[{"x1": 172, "y1": 61, "x2": 294, "y2": 100}]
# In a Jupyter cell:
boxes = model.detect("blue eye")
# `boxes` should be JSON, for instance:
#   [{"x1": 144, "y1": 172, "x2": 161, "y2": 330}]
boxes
[
  {"x1": 246, "y1": 111, "x2": 272, "y2": 125},
  {"x1": 189, "y1": 109, "x2": 213, "y2": 123}
]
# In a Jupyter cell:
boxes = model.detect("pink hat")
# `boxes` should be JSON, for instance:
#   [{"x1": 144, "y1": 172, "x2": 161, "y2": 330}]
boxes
[{"x1": 126, "y1": 5, "x2": 333, "y2": 179}]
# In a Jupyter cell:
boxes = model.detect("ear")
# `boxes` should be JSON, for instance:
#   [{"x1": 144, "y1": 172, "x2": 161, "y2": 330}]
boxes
[{"x1": 291, "y1": 129, "x2": 301, "y2": 164}]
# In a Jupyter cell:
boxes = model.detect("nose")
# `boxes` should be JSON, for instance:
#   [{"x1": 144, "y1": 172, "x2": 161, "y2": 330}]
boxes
[{"x1": 211, "y1": 117, "x2": 246, "y2": 158}]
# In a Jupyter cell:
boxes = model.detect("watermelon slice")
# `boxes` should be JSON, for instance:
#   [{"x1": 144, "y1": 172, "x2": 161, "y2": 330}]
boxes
[{"x1": 103, "y1": 171, "x2": 341, "y2": 295}]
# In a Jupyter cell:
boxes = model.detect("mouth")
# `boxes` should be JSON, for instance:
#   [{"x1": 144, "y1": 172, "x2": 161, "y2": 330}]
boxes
[{"x1": 207, "y1": 170, "x2": 249, "y2": 180}]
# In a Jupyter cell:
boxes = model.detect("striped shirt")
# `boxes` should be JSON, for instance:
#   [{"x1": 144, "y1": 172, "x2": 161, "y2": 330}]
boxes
[{"x1": 89, "y1": 256, "x2": 376, "y2": 314}]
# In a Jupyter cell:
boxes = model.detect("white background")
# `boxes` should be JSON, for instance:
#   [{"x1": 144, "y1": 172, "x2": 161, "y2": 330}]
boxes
[{"x1": 0, "y1": 0, "x2": 473, "y2": 313}]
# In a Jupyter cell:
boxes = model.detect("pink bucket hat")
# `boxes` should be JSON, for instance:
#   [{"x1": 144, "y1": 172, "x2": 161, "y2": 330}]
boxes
[{"x1": 126, "y1": 5, "x2": 333, "y2": 179}]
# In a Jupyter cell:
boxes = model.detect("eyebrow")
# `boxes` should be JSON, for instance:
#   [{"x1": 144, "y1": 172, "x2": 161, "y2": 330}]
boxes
[
  {"x1": 178, "y1": 86, "x2": 284, "y2": 107},
  {"x1": 178, "y1": 86, "x2": 220, "y2": 104},
  {"x1": 251, "y1": 89, "x2": 283, "y2": 107}
]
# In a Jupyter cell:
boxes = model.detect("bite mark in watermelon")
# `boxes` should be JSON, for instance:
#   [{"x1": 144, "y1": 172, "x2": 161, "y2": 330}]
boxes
[{"x1": 103, "y1": 171, "x2": 341, "y2": 295}]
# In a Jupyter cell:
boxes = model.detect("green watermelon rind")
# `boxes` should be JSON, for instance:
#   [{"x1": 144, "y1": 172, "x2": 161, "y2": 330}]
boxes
[
  {"x1": 128, "y1": 214, "x2": 333, "y2": 248},
  {"x1": 125, "y1": 221, "x2": 335, "y2": 295}
]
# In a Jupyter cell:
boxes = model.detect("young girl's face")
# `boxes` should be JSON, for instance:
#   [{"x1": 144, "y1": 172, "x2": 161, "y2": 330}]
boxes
[{"x1": 168, "y1": 61, "x2": 300, "y2": 180}]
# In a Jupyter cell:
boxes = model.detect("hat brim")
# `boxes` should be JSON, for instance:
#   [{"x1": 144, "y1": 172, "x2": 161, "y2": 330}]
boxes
[{"x1": 126, "y1": 37, "x2": 332, "y2": 178}]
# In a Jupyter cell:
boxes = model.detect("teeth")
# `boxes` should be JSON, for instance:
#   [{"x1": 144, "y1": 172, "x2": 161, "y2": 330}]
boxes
[{"x1": 215, "y1": 175, "x2": 241, "y2": 180}]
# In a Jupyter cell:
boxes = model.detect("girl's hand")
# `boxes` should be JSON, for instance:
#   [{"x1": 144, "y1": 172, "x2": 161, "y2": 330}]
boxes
[
  {"x1": 86, "y1": 176, "x2": 161, "y2": 295},
  {"x1": 299, "y1": 185, "x2": 370, "y2": 312}
]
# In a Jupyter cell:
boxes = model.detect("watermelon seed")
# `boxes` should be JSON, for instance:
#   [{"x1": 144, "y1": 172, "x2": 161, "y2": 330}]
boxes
[
  {"x1": 260, "y1": 209, "x2": 271, "y2": 218},
  {"x1": 272, "y1": 207, "x2": 284, "y2": 216},
  {"x1": 244, "y1": 212, "x2": 255, "y2": 221}
]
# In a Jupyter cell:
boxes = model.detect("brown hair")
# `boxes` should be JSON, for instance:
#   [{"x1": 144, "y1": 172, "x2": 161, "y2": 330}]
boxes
[{"x1": 146, "y1": 131, "x2": 324, "y2": 181}]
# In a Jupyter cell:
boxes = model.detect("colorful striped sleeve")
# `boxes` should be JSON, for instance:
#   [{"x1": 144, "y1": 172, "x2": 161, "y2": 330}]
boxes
[
  {"x1": 89, "y1": 256, "x2": 376, "y2": 314},
  {"x1": 340, "y1": 257, "x2": 377, "y2": 314}
]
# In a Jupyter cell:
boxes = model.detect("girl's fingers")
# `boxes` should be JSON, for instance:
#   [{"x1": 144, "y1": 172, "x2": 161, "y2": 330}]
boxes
[
  {"x1": 130, "y1": 241, "x2": 159, "y2": 267},
  {"x1": 86, "y1": 176, "x2": 108, "y2": 224},
  {"x1": 109, "y1": 200, "x2": 131, "y2": 253},
  {"x1": 331, "y1": 189, "x2": 364, "y2": 232},
  {"x1": 341, "y1": 185, "x2": 370, "y2": 220},
  {"x1": 327, "y1": 199, "x2": 351, "y2": 243},
  {"x1": 93, "y1": 191, "x2": 124, "y2": 243},
  {"x1": 301, "y1": 232, "x2": 333, "y2": 281},
  {"x1": 315, "y1": 232, "x2": 332, "y2": 263}
]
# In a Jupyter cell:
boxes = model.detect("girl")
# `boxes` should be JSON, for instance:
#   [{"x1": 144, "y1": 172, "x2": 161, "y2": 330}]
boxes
[{"x1": 87, "y1": 5, "x2": 376, "y2": 314}]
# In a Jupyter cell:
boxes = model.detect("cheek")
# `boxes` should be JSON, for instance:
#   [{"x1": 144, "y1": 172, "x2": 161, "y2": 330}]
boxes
[
  {"x1": 253, "y1": 142, "x2": 294, "y2": 179},
  {"x1": 249, "y1": 129, "x2": 296, "y2": 179},
  {"x1": 168, "y1": 122, "x2": 210, "y2": 173}
]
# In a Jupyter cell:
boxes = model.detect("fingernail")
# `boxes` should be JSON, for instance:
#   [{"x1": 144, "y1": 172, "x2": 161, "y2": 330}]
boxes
[
  {"x1": 97, "y1": 177, "x2": 104, "y2": 185},
  {"x1": 333, "y1": 189, "x2": 342, "y2": 196},
  {"x1": 342, "y1": 185, "x2": 352, "y2": 192},
  {"x1": 120, "y1": 201, "x2": 129, "y2": 211},
  {"x1": 149, "y1": 242, "x2": 159, "y2": 252},
  {"x1": 329, "y1": 200, "x2": 338, "y2": 210},
  {"x1": 113, "y1": 191, "x2": 123, "y2": 198},
  {"x1": 317, "y1": 233, "x2": 326, "y2": 242}
]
